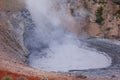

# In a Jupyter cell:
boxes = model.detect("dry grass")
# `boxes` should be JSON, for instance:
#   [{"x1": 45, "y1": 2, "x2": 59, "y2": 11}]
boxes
[{"x1": 0, "y1": 0, "x2": 25, "y2": 11}]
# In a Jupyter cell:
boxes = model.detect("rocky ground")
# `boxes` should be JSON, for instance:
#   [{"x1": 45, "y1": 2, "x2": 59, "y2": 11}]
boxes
[
  {"x1": 70, "y1": 39, "x2": 120, "y2": 77},
  {"x1": 0, "y1": 0, "x2": 120, "y2": 80},
  {"x1": 86, "y1": 0, "x2": 120, "y2": 39},
  {"x1": 68, "y1": 0, "x2": 120, "y2": 39}
]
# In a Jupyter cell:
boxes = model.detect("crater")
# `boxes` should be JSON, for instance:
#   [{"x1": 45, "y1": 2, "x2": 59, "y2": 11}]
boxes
[
  {"x1": 0, "y1": 0, "x2": 120, "y2": 80},
  {"x1": 23, "y1": 0, "x2": 112, "y2": 72}
]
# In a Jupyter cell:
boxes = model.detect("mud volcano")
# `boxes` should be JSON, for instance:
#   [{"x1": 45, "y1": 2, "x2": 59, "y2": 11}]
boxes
[
  {"x1": 24, "y1": 0, "x2": 111, "y2": 72},
  {"x1": 0, "y1": 0, "x2": 120, "y2": 80}
]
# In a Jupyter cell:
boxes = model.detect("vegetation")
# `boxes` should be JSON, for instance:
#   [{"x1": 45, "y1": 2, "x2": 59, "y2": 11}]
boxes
[
  {"x1": 17, "y1": 77, "x2": 27, "y2": 80},
  {"x1": 84, "y1": 1, "x2": 89, "y2": 9},
  {"x1": 95, "y1": 6, "x2": 104, "y2": 24},
  {"x1": 114, "y1": 9, "x2": 120, "y2": 18},
  {"x1": 76, "y1": 74, "x2": 87, "y2": 79},
  {"x1": 93, "y1": 0, "x2": 97, "y2": 3},
  {"x1": 105, "y1": 27, "x2": 112, "y2": 31},
  {"x1": 98, "y1": 0, "x2": 107, "y2": 4},
  {"x1": 41, "y1": 77, "x2": 48, "y2": 80},
  {"x1": 2, "y1": 76, "x2": 11, "y2": 80},
  {"x1": 93, "y1": 0, "x2": 107, "y2": 4},
  {"x1": 116, "y1": 10, "x2": 120, "y2": 14}
]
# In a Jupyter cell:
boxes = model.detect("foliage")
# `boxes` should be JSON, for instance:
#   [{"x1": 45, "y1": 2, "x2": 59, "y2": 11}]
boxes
[
  {"x1": 17, "y1": 77, "x2": 27, "y2": 80},
  {"x1": 41, "y1": 77, "x2": 48, "y2": 80},
  {"x1": 116, "y1": 10, "x2": 120, "y2": 14},
  {"x1": 76, "y1": 74, "x2": 87, "y2": 79},
  {"x1": 114, "y1": 9, "x2": 120, "y2": 17},
  {"x1": 2, "y1": 76, "x2": 11, "y2": 80},
  {"x1": 98, "y1": 0, "x2": 107, "y2": 4},
  {"x1": 93, "y1": 0, "x2": 97, "y2": 3},
  {"x1": 105, "y1": 27, "x2": 111, "y2": 31},
  {"x1": 95, "y1": 6, "x2": 104, "y2": 24},
  {"x1": 93, "y1": 0, "x2": 107, "y2": 4}
]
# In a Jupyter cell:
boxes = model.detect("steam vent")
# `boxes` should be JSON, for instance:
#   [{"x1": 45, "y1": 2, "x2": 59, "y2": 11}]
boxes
[{"x1": 0, "y1": 0, "x2": 120, "y2": 80}]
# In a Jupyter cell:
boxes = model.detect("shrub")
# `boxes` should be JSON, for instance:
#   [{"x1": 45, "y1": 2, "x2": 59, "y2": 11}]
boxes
[
  {"x1": 114, "y1": 9, "x2": 120, "y2": 17},
  {"x1": 41, "y1": 77, "x2": 48, "y2": 80},
  {"x1": 17, "y1": 77, "x2": 27, "y2": 80},
  {"x1": 95, "y1": 6, "x2": 104, "y2": 24},
  {"x1": 2, "y1": 76, "x2": 11, "y2": 80},
  {"x1": 105, "y1": 27, "x2": 111, "y2": 31},
  {"x1": 76, "y1": 74, "x2": 87, "y2": 79},
  {"x1": 93, "y1": 0, "x2": 97, "y2": 3},
  {"x1": 98, "y1": 0, "x2": 107, "y2": 4}
]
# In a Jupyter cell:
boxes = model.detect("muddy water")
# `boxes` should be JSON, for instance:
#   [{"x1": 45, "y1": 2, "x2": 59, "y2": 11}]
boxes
[{"x1": 24, "y1": 0, "x2": 112, "y2": 72}]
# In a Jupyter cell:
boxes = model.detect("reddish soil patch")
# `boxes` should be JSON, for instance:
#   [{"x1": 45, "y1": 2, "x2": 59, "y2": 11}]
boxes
[
  {"x1": 0, "y1": 70, "x2": 40, "y2": 80},
  {"x1": 0, "y1": 69, "x2": 86, "y2": 80}
]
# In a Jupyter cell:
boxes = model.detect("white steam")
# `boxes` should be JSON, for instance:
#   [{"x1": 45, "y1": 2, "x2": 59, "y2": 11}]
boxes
[{"x1": 26, "y1": 0, "x2": 111, "y2": 72}]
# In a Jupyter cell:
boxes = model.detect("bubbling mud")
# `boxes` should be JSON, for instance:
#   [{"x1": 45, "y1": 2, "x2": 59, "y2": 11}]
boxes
[{"x1": 25, "y1": 0, "x2": 112, "y2": 72}]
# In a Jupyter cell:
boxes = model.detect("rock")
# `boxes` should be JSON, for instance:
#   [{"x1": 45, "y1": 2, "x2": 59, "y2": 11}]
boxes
[
  {"x1": 0, "y1": 0, "x2": 25, "y2": 12},
  {"x1": 80, "y1": 0, "x2": 120, "y2": 39},
  {"x1": 86, "y1": 23, "x2": 104, "y2": 38},
  {"x1": 107, "y1": 26, "x2": 119, "y2": 38}
]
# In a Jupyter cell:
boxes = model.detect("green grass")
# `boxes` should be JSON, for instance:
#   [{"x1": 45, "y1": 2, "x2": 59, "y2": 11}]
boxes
[{"x1": 2, "y1": 76, "x2": 11, "y2": 80}]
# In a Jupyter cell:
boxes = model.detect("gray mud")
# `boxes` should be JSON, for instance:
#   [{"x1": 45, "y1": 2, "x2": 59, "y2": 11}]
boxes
[
  {"x1": 69, "y1": 39, "x2": 120, "y2": 77},
  {"x1": 21, "y1": 9, "x2": 120, "y2": 77}
]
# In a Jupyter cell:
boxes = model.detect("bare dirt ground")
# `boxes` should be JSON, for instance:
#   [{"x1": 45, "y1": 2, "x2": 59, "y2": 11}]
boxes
[
  {"x1": 0, "y1": 0, "x2": 120, "y2": 79},
  {"x1": 1, "y1": 51, "x2": 120, "y2": 80},
  {"x1": 0, "y1": 22, "x2": 120, "y2": 80},
  {"x1": 0, "y1": 19, "x2": 80, "y2": 80}
]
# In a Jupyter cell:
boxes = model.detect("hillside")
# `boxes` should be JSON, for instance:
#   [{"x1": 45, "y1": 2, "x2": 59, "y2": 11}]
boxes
[{"x1": 0, "y1": 0, "x2": 120, "y2": 80}]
